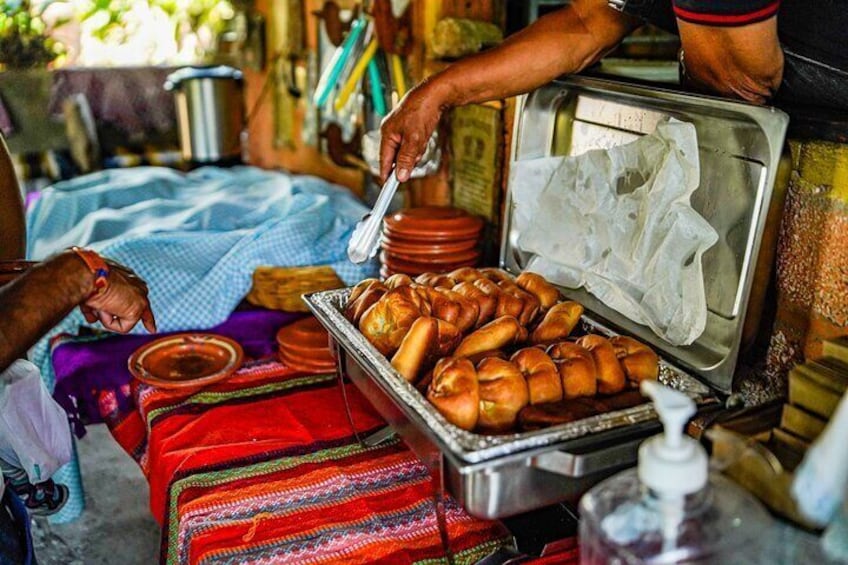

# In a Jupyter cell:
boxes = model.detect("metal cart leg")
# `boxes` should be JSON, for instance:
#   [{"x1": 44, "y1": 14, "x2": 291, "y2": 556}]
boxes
[
  {"x1": 432, "y1": 454, "x2": 456, "y2": 565},
  {"x1": 335, "y1": 349, "x2": 396, "y2": 448}
]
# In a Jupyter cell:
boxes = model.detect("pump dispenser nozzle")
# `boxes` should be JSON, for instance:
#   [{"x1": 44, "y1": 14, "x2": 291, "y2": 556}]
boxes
[{"x1": 638, "y1": 381, "x2": 707, "y2": 496}]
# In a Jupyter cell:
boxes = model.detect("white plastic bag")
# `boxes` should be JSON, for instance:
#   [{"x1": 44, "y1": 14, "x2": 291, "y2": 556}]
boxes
[
  {"x1": 0, "y1": 360, "x2": 72, "y2": 483},
  {"x1": 511, "y1": 119, "x2": 718, "y2": 346}
]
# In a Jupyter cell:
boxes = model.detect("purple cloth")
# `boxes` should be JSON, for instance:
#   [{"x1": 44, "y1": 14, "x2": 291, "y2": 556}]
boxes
[{"x1": 51, "y1": 308, "x2": 303, "y2": 437}]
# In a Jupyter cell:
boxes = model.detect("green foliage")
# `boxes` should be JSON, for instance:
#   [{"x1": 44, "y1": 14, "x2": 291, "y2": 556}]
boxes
[{"x1": 0, "y1": 1, "x2": 65, "y2": 69}]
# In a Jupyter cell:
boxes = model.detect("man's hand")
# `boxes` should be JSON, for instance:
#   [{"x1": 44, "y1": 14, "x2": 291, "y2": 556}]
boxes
[
  {"x1": 82, "y1": 260, "x2": 156, "y2": 334},
  {"x1": 379, "y1": 81, "x2": 447, "y2": 183}
]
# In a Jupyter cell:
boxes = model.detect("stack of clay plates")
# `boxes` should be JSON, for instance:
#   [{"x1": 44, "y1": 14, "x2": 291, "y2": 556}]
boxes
[
  {"x1": 380, "y1": 207, "x2": 484, "y2": 278},
  {"x1": 276, "y1": 316, "x2": 336, "y2": 373}
]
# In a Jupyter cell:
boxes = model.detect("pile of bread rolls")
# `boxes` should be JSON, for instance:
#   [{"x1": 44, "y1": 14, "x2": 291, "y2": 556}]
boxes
[{"x1": 344, "y1": 267, "x2": 659, "y2": 433}]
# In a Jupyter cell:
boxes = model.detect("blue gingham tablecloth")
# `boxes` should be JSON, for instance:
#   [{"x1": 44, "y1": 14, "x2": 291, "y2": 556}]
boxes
[{"x1": 25, "y1": 165, "x2": 378, "y2": 522}]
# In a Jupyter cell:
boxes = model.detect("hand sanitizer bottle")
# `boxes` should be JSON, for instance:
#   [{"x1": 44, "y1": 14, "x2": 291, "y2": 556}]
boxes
[{"x1": 578, "y1": 381, "x2": 775, "y2": 564}]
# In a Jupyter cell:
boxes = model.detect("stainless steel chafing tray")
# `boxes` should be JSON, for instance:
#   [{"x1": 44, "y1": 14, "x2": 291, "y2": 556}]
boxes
[
  {"x1": 305, "y1": 288, "x2": 712, "y2": 518},
  {"x1": 305, "y1": 76, "x2": 789, "y2": 519}
]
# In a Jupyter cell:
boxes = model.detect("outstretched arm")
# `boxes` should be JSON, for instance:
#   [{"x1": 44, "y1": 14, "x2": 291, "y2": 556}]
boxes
[
  {"x1": 380, "y1": 0, "x2": 639, "y2": 182},
  {"x1": 0, "y1": 249, "x2": 156, "y2": 372},
  {"x1": 0, "y1": 134, "x2": 25, "y2": 260},
  {"x1": 674, "y1": 1, "x2": 783, "y2": 104}
]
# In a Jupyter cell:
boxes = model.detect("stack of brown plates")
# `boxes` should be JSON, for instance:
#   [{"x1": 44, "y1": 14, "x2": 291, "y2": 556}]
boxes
[
  {"x1": 380, "y1": 207, "x2": 484, "y2": 277},
  {"x1": 276, "y1": 316, "x2": 336, "y2": 373}
]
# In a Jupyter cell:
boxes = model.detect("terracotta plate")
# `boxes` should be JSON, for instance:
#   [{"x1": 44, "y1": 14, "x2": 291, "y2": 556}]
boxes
[
  {"x1": 383, "y1": 224, "x2": 482, "y2": 242},
  {"x1": 381, "y1": 236, "x2": 479, "y2": 256},
  {"x1": 384, "y1": 206, "x2": 484, "y2": 234},
  {"x1": 128, "y1": 334, "x2": 243, "y2": 390},
  {"x1": 381, "y1": 247, "x2": 481, "y2": 264},
  {"x1": 276, "y1": 317, "x2": 330, "y2": 351}
]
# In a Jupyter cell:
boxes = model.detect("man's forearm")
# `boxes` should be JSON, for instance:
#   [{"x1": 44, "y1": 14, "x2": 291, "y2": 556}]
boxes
[
  {"x1": 427, "y1": 1, "x2": 637, "y2": 108},
  {"x1": 0, "y1": 251, "x2": 94, "y2": 371},
  {"x1": 0, "y1": 134, "x2": 25, "y2": 260}
]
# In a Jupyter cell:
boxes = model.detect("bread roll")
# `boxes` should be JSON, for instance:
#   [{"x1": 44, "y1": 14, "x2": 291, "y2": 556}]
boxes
[
  {"x1": 476, "y1": 357, "x2": 529, "y2": 431},
  {"x1": 495, "y1": 290, "x2": 526, "y2": 321},
  {"x1": 609, "y1": 335, "x2": 659, "y2": 384},
  {"x1": 479, "y1": 267, "x2": 514, "y2": 284},
  {"x1": 348, "y1": 278, "x2": 383, "y2": 305},
  {"x1": 415, "y1": 272, "x2": 456, "y2": 289},
  {"x1": 499, "y1": 285, "x2": 541, "y2": 326},
  {"x1": 345, "y1": 286, "x2": 387, "y2": 325},
  {"x1": 473, "y1": 277, "x2": 501, "y2": 297},
  {"x1": 530, "y1": 301, "x2": 584, "y2": 344},
  {"x1": 452, "y1": 281, "x2": 497, "y2": 326},
  {"x1": 448, "y1": 267, "x2": 482, "y2": 282},
  {"x1": 427, "y1": 357, "x2": 479, "y2": 431},
  {"x1": 413, "y1": 285, "x2": 461, "y2": 325},
  {"x1": 434, "y1": 287, "x2": 480, "y2": 332},
  {"x1": 454, "y1": 316, "x2": 527, "y2": 358},
  {"x1": 433, "y1": 319, "x2": 462, "y2": 357},
  {"x1": 391, "y1": 316, "x2": 438, "y2": 382},
  {"x1": 548, "y1": 342, "x2": 597, "y2": 398},
  {"x1": 384, "y1": 273, "x2": 413, "y2": 289},
  {"x1": 516, "y1": 272, "x2": 561, "y2": 310},
  {"x1": 575, "y1": 335, "x2": 626, "y2": 394},
  {"x1": 358, "y1": 288, "x2": 424, "y2": 355},
  {"x1": 511, "y1": 347, "x2": 563, "y2": 404}
]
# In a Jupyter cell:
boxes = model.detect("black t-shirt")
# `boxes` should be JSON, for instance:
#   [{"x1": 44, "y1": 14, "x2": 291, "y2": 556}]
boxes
[{"x1": 635, "y1": 0, "x2": 848, "y2": 73}]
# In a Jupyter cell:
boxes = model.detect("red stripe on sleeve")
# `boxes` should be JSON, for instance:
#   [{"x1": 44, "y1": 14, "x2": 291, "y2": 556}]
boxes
[{"x1": 674, "y1": 2, "x2": 779, "y2": 25}]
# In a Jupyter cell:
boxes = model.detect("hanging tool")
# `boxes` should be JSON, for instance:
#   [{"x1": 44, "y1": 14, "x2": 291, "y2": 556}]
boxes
[
  {"x1": 334, "y1": 34, "x2": 379, "y2": 112},
  {"x1": 314, "y1": 16, "x2": 367, "y2": 109}
]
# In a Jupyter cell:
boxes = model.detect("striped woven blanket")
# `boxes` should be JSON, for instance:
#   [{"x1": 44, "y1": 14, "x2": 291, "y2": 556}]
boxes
[{"x1": 103, "y1": 357, "x2": 511, "y2": 564}]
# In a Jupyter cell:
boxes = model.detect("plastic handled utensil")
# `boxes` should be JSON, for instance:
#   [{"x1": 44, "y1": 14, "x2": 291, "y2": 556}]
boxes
[{"x1": 347, "y1": 169, "x2": 400, "y2": 263}]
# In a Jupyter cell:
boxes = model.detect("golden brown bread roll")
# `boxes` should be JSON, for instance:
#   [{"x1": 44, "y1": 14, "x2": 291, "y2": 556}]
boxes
[
  {"x1": 476, "y1": 357, "x2": 529, "y2": 432},
  {"x1": 415, "y1": 272, "x2": 457, "y2": 288},
  {"x1": 427, "y1": 357, "x2": 479, "y2": 431},
  {"x1": 473, "y1": 277, "x2": 501, "y2": 297},
  {"x1": 530, "y1": 301, "x2": 584, "y2": 344},
  {"x1": 548, "y1": 342, "x2": 597, "y2": 398},
  {"x1": 358, "y1": 288, "x2": 425, "y2": 355},
  {"x1": 465, "y1": 349, "x2": 508, "y2": 365},
  {"x1": 494, "y1": 290, "x2": 526, "y2": 321},
  {"x1": 511, "y1": 347, "x2": 563, "y2": 404},
  {"x1": 447, "y1": 267, "x2": 482, "y2": 283},
  {"x1": 516, "y1": 272, "x2": 561, "y2": 310},
  {"x1": 433, "y1": 319, "x2": 462, "y2": 357},
  {"x1": 384, "y1": 273, "x2": 413, "y2": 289},
  {"x1": 609, "y1": 335, "x2": 659, "y2": 384},
  {"x1": 434, "y1": 287, "x2": 480, "y2": 333},
  {"x1": 452, "y1": 281, "x2": 497, "y2": 326},
  {"x1": 391, "y1": 316, "x2": 438, "y2": 382},
  {"x1": 479, "y1": 267, "x2": 514, "y2": 284},
  {"x1": 412, "y1": 285, "x2": 460, "y2": 325},
  {"x1": 499, "y1": 284, "x2": 541, "y2": 326},
  {"x1": 454, "y1": 316, "x2": 527, "y2": 358},
  {"x1": 575, "y1": 335, "x2": 626, "y2": 394},
  {"x1": 345, "y1": 286, "x2": 387, "y2": 325},
  {"x1": 348, "y1": 278, "x2": 384, "y2": 305}
]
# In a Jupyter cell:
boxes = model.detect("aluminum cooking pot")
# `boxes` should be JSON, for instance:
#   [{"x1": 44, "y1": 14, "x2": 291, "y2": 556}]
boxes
[{"x1": 164, "y1": 66, "x2": 245, "y2": 164}]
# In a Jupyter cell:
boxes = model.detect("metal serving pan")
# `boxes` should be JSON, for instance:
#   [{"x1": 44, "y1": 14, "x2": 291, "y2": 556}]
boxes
[
  {"x1": 305, "y1": 288, "x2": 712, "y2": 518},
  {"x1": 501, "y1": 76, "x2": 790, "y2": 393}
]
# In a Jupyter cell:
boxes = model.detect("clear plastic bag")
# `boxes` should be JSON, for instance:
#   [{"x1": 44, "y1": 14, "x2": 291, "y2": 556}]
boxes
[{"x1": 0, "y1": 360, "x2": 72, "y2": 483}]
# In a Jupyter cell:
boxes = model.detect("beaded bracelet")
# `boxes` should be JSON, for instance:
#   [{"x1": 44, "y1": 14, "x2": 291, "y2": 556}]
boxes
[{"x1": 71, "y1": 246, "x2": 110, "y2": 296}]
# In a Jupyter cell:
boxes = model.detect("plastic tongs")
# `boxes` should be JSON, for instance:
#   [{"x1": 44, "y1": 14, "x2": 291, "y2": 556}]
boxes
[{"x1": 347, "y1": 168, "x2": 400, "y2": 263}]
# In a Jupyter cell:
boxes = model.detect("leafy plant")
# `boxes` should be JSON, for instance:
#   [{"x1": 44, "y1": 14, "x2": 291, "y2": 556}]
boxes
[{"x1": 0, "y1": 0, "x2": 65, "y2": 69}]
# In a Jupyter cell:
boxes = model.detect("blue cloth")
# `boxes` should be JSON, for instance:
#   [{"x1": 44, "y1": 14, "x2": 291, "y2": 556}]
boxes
[{"x1": 25, "y1": 166, "x2": 378, "y2": 522}]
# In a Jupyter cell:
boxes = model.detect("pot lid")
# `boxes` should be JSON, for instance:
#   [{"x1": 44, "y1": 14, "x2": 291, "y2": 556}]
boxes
[{"x1": 164, "y1": 65, "x2": 244, "y2": 90}]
